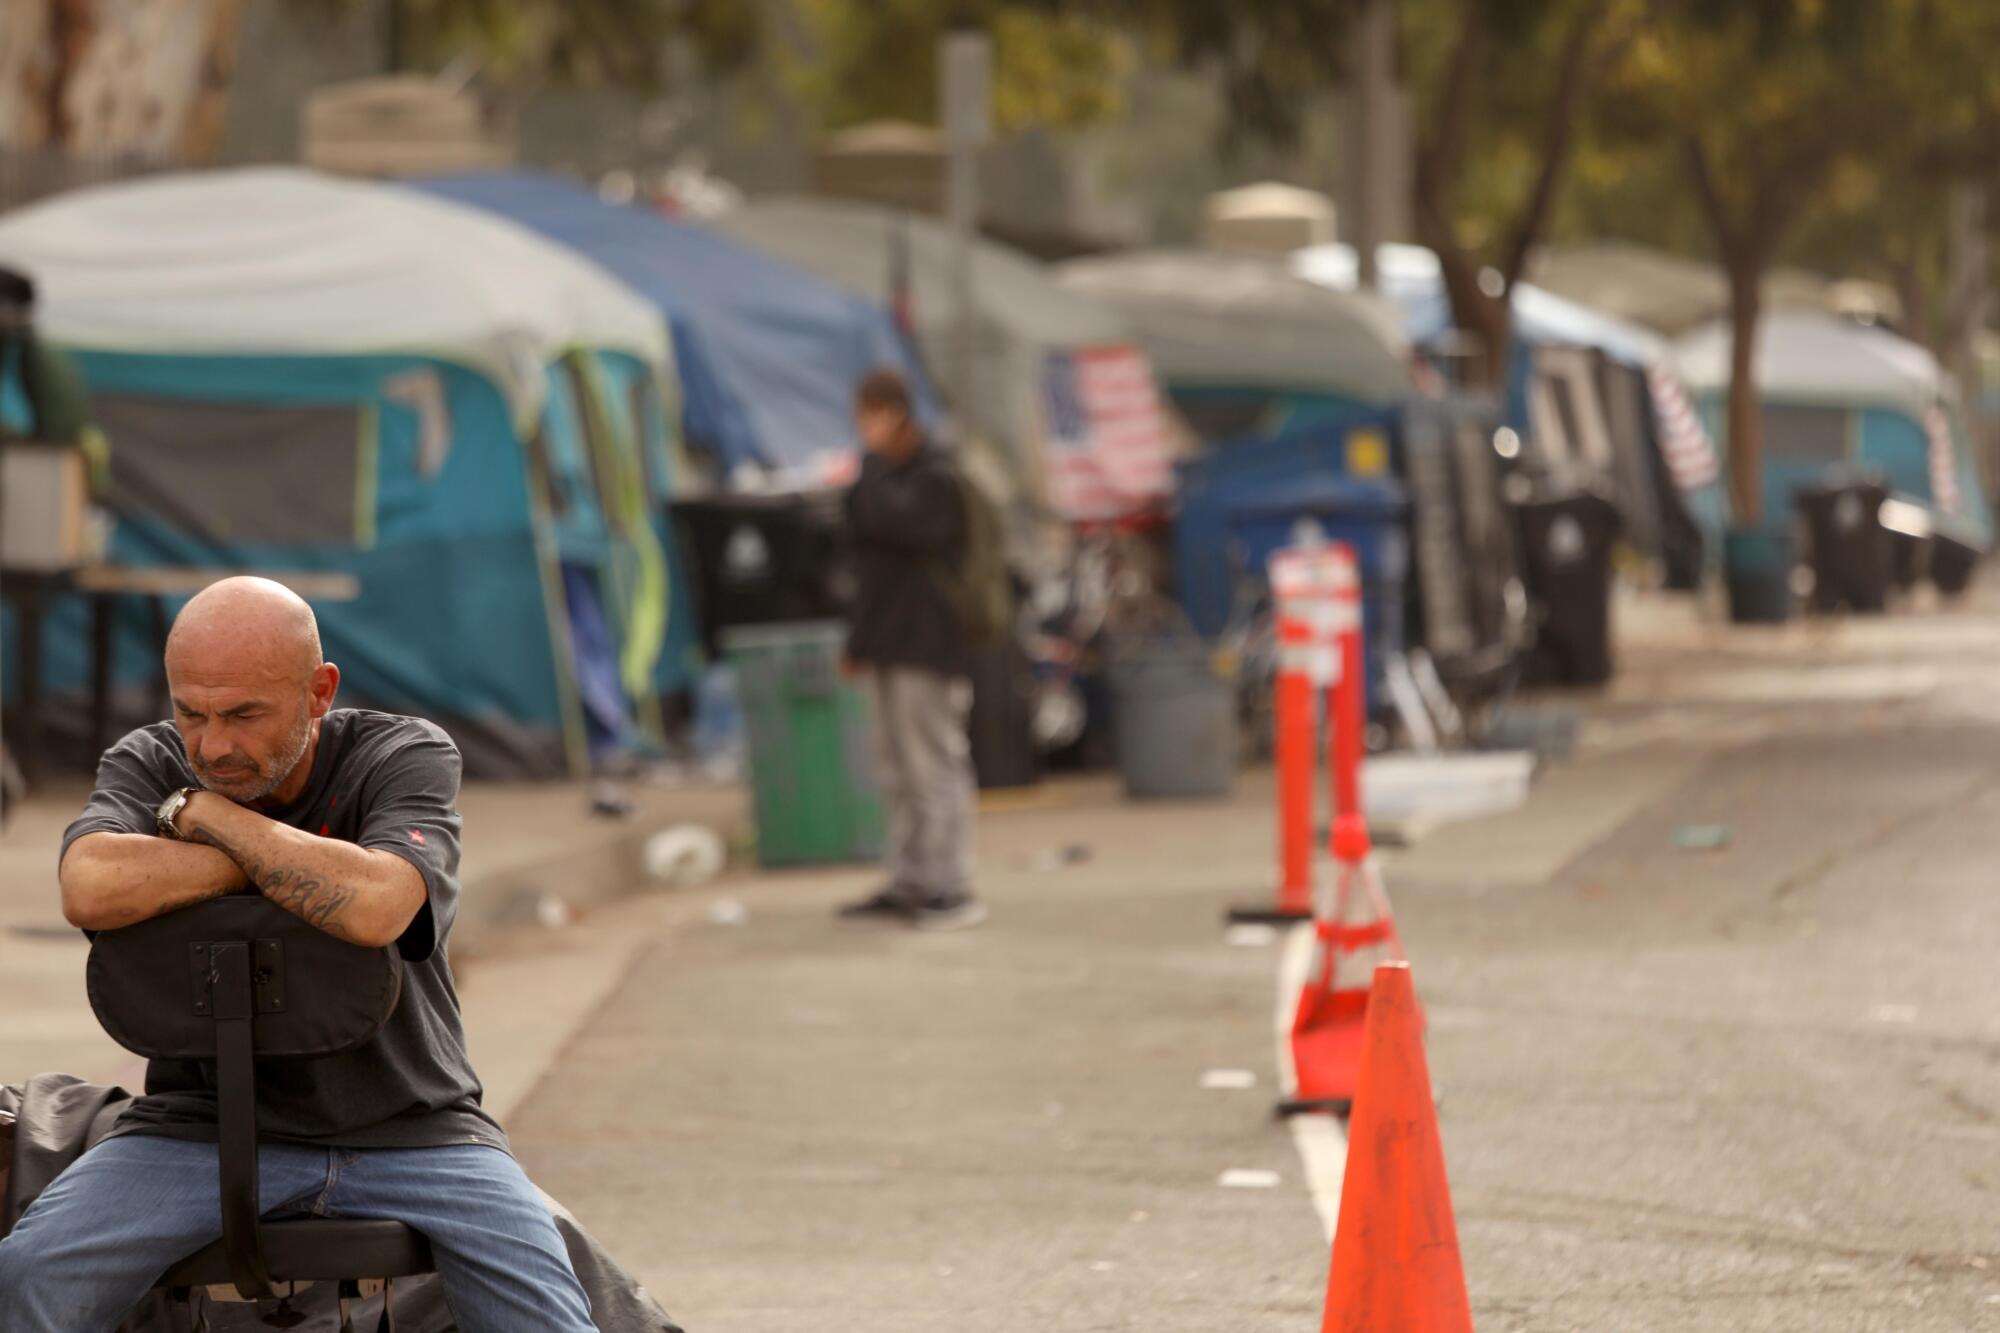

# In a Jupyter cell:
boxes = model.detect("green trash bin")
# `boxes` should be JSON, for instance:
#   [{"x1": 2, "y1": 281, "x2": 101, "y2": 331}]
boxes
[{"x1": 723, "y1": 622, "x2": 885, "y2": 868}]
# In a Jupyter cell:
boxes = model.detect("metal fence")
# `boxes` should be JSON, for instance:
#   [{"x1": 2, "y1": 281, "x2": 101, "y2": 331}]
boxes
[{"x1": 0, "y1": 147, "x2": 168, "y2": 215}]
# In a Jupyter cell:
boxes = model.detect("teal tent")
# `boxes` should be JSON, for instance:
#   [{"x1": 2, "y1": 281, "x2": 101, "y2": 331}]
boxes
[
  {"x1": 1675, "y1": 309, "x2": 1993, "y2": 548},
  {"x1": 0, "y1": 168, "x2": 682, "y2": 777}
]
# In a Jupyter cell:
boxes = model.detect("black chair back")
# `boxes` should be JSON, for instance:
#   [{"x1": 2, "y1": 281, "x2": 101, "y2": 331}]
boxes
[{"x1": 87, "y1": 895, "x2": 404, "y2": 1299}]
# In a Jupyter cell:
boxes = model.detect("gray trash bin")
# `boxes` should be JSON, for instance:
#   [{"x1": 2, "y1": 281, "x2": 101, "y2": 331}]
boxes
[{"x1": 1108, "y1": 635, "x2": 1237, "y2": 800}]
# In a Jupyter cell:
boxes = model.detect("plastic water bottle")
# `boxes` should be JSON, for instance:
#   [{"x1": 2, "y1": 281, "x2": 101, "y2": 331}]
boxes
[{"x1": 691, "y1": 664, "x2": 744, "y2": 781}]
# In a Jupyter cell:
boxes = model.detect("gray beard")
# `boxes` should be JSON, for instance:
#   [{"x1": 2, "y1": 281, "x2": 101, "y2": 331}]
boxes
[{"x1": 206, "y1": 710, "x2": 314, "y2": 804}]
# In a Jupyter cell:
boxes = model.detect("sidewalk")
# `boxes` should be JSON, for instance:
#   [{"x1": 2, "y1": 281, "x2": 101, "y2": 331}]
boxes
[{"x1": 495, "y1": 778, "x2": 1333, "y2": 1333}]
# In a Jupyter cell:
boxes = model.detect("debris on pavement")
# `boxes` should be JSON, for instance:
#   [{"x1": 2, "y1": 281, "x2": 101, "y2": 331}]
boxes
[
  {"x1": 1672, "y1": 823, "x2": 1733, "y2": 851},
  {"x1": 493, "y1": 888, "x2": 575, "y2": 931},
  {"x1": 1364, "y1": 751, "x2": 1536, "y2": 825},
  {"x1": 644, "y1": 825, "x2": 728, "y2": 886},
  {"x1": 707, "y1": 898, "x2": 750, "y2": 928},
  {"x1": 587, "y1": 780, "x2": 638, "y2": 819},
  {"x1": 1483, "y1": 703, "x2": 1581, "y2": 760},
  {"x1": 1019, "y1": 843, "x2": 1095, "y2": 872}
]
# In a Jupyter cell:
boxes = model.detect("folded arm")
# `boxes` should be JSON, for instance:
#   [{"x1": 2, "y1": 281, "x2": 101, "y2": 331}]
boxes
[
  {"x1": 176, "y1": 791, "x2": 427, "y2": 949},
  {"x1": 61, "y1": 833, "x2": 252, "y2": 932}
]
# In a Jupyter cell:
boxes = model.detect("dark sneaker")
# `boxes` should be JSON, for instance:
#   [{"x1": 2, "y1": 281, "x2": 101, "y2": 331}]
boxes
[
  {"x1": 836, "y1": 887, "x2": 918, "y2": 921},
  {"x1": 910, "y1": 896, "x2": 988, "y2": 932}
]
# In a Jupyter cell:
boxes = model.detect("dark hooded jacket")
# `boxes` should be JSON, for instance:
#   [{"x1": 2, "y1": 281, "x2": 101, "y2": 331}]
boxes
[{"x1": 843, "y1": 442, "x2": 970, "y2": 677}]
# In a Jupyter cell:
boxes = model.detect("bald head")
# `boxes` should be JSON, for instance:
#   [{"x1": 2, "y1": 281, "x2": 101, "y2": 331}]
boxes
[
  {"x1": 165, "y1": 578, "x2": 339, "y2": 805},
  {"x1": 166, "y1": 577, "x2": 322, "y2": 681}
]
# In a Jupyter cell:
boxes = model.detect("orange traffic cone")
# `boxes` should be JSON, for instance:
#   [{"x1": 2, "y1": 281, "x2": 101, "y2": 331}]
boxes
[
  {"x1": 1282, "y1": 815, "x2": 1406, "y2": 1116},
  {"x1": 1320, "y1": 960, "x2": 1472, "y2": 1333}
]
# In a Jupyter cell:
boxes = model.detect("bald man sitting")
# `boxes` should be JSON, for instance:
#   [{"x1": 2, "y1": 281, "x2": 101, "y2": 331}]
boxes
[{"x1": 0, "y1": 579, "x2": 599, "y2": 1333}]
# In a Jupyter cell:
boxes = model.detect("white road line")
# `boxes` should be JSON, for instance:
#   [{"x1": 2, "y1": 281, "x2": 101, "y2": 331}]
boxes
[{"x1": 1276, "y1": 921, "x2": 1347, "y2": 1241}]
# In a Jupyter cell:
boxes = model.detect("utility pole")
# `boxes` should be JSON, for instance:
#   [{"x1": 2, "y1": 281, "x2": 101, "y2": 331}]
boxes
[
  {"x1": 939, "y1": 29, "x2": 991, "y2": 448},
  {"x1": 384, "y1": 0, "x2": 405, "y2": 73},
  {"x1": 1346, "y1": 0, "x2": 1397, "y2": 292}
]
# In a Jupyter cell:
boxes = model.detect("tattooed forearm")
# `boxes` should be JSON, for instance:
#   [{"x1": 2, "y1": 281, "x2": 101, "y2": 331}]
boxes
[
  {"x1": 191, "y1": 828, "x2": 360, "y2": 938},
  {"x1": 175, "y1": 791, "x2": 425, "y2": 949}
]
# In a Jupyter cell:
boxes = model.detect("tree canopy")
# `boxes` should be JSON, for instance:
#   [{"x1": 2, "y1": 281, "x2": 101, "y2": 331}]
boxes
[
  {"x1": 1576, "y1": 0, "x2": 2000, "y2": 521},
  {"x1": 777, "y1": 1, "x2": 1125, "y2": 134}
]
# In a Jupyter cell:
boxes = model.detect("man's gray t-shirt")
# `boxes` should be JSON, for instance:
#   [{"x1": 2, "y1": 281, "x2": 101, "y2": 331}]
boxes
[{"x1": 60, "y1": 708, "x2": 508, "y2": 1153}]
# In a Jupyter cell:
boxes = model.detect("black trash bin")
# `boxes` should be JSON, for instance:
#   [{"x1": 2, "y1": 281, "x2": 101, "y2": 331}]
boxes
[
  {"x1": 968, "y1": 633, "x2": 1040, "y2": 791},
  {"x1": 1932, "y1": 529, "x2": 1982, "y2": 596},
  {"x1": 1794, "y1": 474, "x2": 1891, "y2": 613},
  {"x1": 673, "y1": 492, "x2": 851, "y2": 656},
  {"x1": 1514, "y1": 485, "x2": 1623, "y2": 686}
]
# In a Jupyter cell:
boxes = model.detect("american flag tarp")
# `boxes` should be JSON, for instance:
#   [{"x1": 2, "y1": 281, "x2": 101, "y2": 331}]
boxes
[
  {"x1": 1041, "y1": 344, "x2": 1175, "y2": 522},
  {"x1": 1646, "y1": 361, "x2": 1721, "y2": 493}
]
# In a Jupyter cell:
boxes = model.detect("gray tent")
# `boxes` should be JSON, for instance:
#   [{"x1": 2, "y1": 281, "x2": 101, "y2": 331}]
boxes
[
  {"x1": 711, "y1": 196, "x2": 1179, "y2": 523},
  {"x1": 1055, "y1": 247, "x2": 1411, "y2": 405}
]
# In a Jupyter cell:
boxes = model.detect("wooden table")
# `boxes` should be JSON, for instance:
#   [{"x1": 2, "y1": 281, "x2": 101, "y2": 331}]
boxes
[{"x1": 0, "y1": 565, "x2": 361, "y2": 786}]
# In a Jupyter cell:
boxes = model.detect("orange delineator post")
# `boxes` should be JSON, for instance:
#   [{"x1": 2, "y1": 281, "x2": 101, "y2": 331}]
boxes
[
  {"x1": 1273, "y1": 662, "x2": 1317, "y2": 916},
  {"x1": 1328, "y1": 600, "x2": 1365, "y2": 827},
  {"x1": 1320, "y1": 960, "x2": 1472, "y2": 1333},
  {"x1": 1228, "y1": 546, "x2": 1342, "y2": 925}
]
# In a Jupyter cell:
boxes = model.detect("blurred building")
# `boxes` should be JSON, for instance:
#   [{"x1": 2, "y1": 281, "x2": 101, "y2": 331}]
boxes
[
  {"x1": 302, "y1": 77, "x2": 512, "y2": 178},
  {"x1": 1201, "y1": 182, "x2": 1338, "y2": 256}
]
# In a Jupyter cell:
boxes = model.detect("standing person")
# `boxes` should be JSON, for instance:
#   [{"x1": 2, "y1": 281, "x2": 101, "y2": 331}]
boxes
[
  {"x1": 838, "y1": 368, "x2": 988, "y2": 930},
  {"x1": 0, "y1": 265, "x2": 94, "y2": 447},
  {"x1": 1, "y1": 265, "x2": 99, "y2": 821}
]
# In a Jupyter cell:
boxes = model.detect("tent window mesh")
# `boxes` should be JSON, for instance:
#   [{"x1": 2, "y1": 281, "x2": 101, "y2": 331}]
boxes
[
  {"x1": 1760, "y1": 407, "x2": 1848, "y2": 463},
  {"x1": 93, "y1": 394, "x2": 362, "y2": 545}
]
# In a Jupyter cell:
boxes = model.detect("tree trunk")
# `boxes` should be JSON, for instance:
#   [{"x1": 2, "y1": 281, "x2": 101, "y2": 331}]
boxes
[
  {"x1": 174, "y1": 0, "x2": 246, "y2": 163},
  {"x1": 0, "y1": 2, "x2": 59, "y2": 148},
  {"x1": 1944, "y1": 182, "x2": 1992, "y2": 498},
  {"x1": 1427, "y1": 240, "x2": 1511, "y2": 390},
  {"x1": 0, "y1": 0, "x2": 246, "y2": 162},
  {"x1": 1889, "y1": 256, "x2": 1928, "y2": 352},
  {"x1": 1723, "y1": 252, "x2": 1765, "y2": 527}
]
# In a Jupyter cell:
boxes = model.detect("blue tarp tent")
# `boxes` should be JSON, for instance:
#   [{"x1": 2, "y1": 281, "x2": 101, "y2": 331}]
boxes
[
  {"x1": 1294, "y1": 242, "x2": 1662, "y2": 364},
  {"x1": 407, "y1": 171, "x2": 931, "y2": 489},
  {"x1": 1296, "y1": 241, "x2": 1730, "y2": 573},
  {"x1": 0, "y1": 168, "x2": 680, "y2": 778}
]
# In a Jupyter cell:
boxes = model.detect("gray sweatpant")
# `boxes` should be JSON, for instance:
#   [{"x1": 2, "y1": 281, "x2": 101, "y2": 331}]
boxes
[{"x1": 868, "y1": 666, "x2": 976, "y2": 902}]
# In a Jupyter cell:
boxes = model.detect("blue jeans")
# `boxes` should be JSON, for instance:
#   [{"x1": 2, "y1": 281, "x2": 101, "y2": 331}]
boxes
[{"x1": 0, "y1": 1134, "x2": 598, "y2": 1333}]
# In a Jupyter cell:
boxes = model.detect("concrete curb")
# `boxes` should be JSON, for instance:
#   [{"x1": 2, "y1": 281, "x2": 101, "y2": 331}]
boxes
[{"x1": 453, "y1": 799, "x2": 746, "y2": 957}]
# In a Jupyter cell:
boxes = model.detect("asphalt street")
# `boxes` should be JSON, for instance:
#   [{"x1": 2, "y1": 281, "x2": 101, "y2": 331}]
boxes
[{"x1": 491, "y1": 591, "x2": 2000, "y2": 1332}]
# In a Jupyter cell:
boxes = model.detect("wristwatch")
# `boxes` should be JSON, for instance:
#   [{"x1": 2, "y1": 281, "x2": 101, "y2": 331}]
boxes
[{"x1": 155, "y1": 787, "x2": 199, "y2": 840}]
